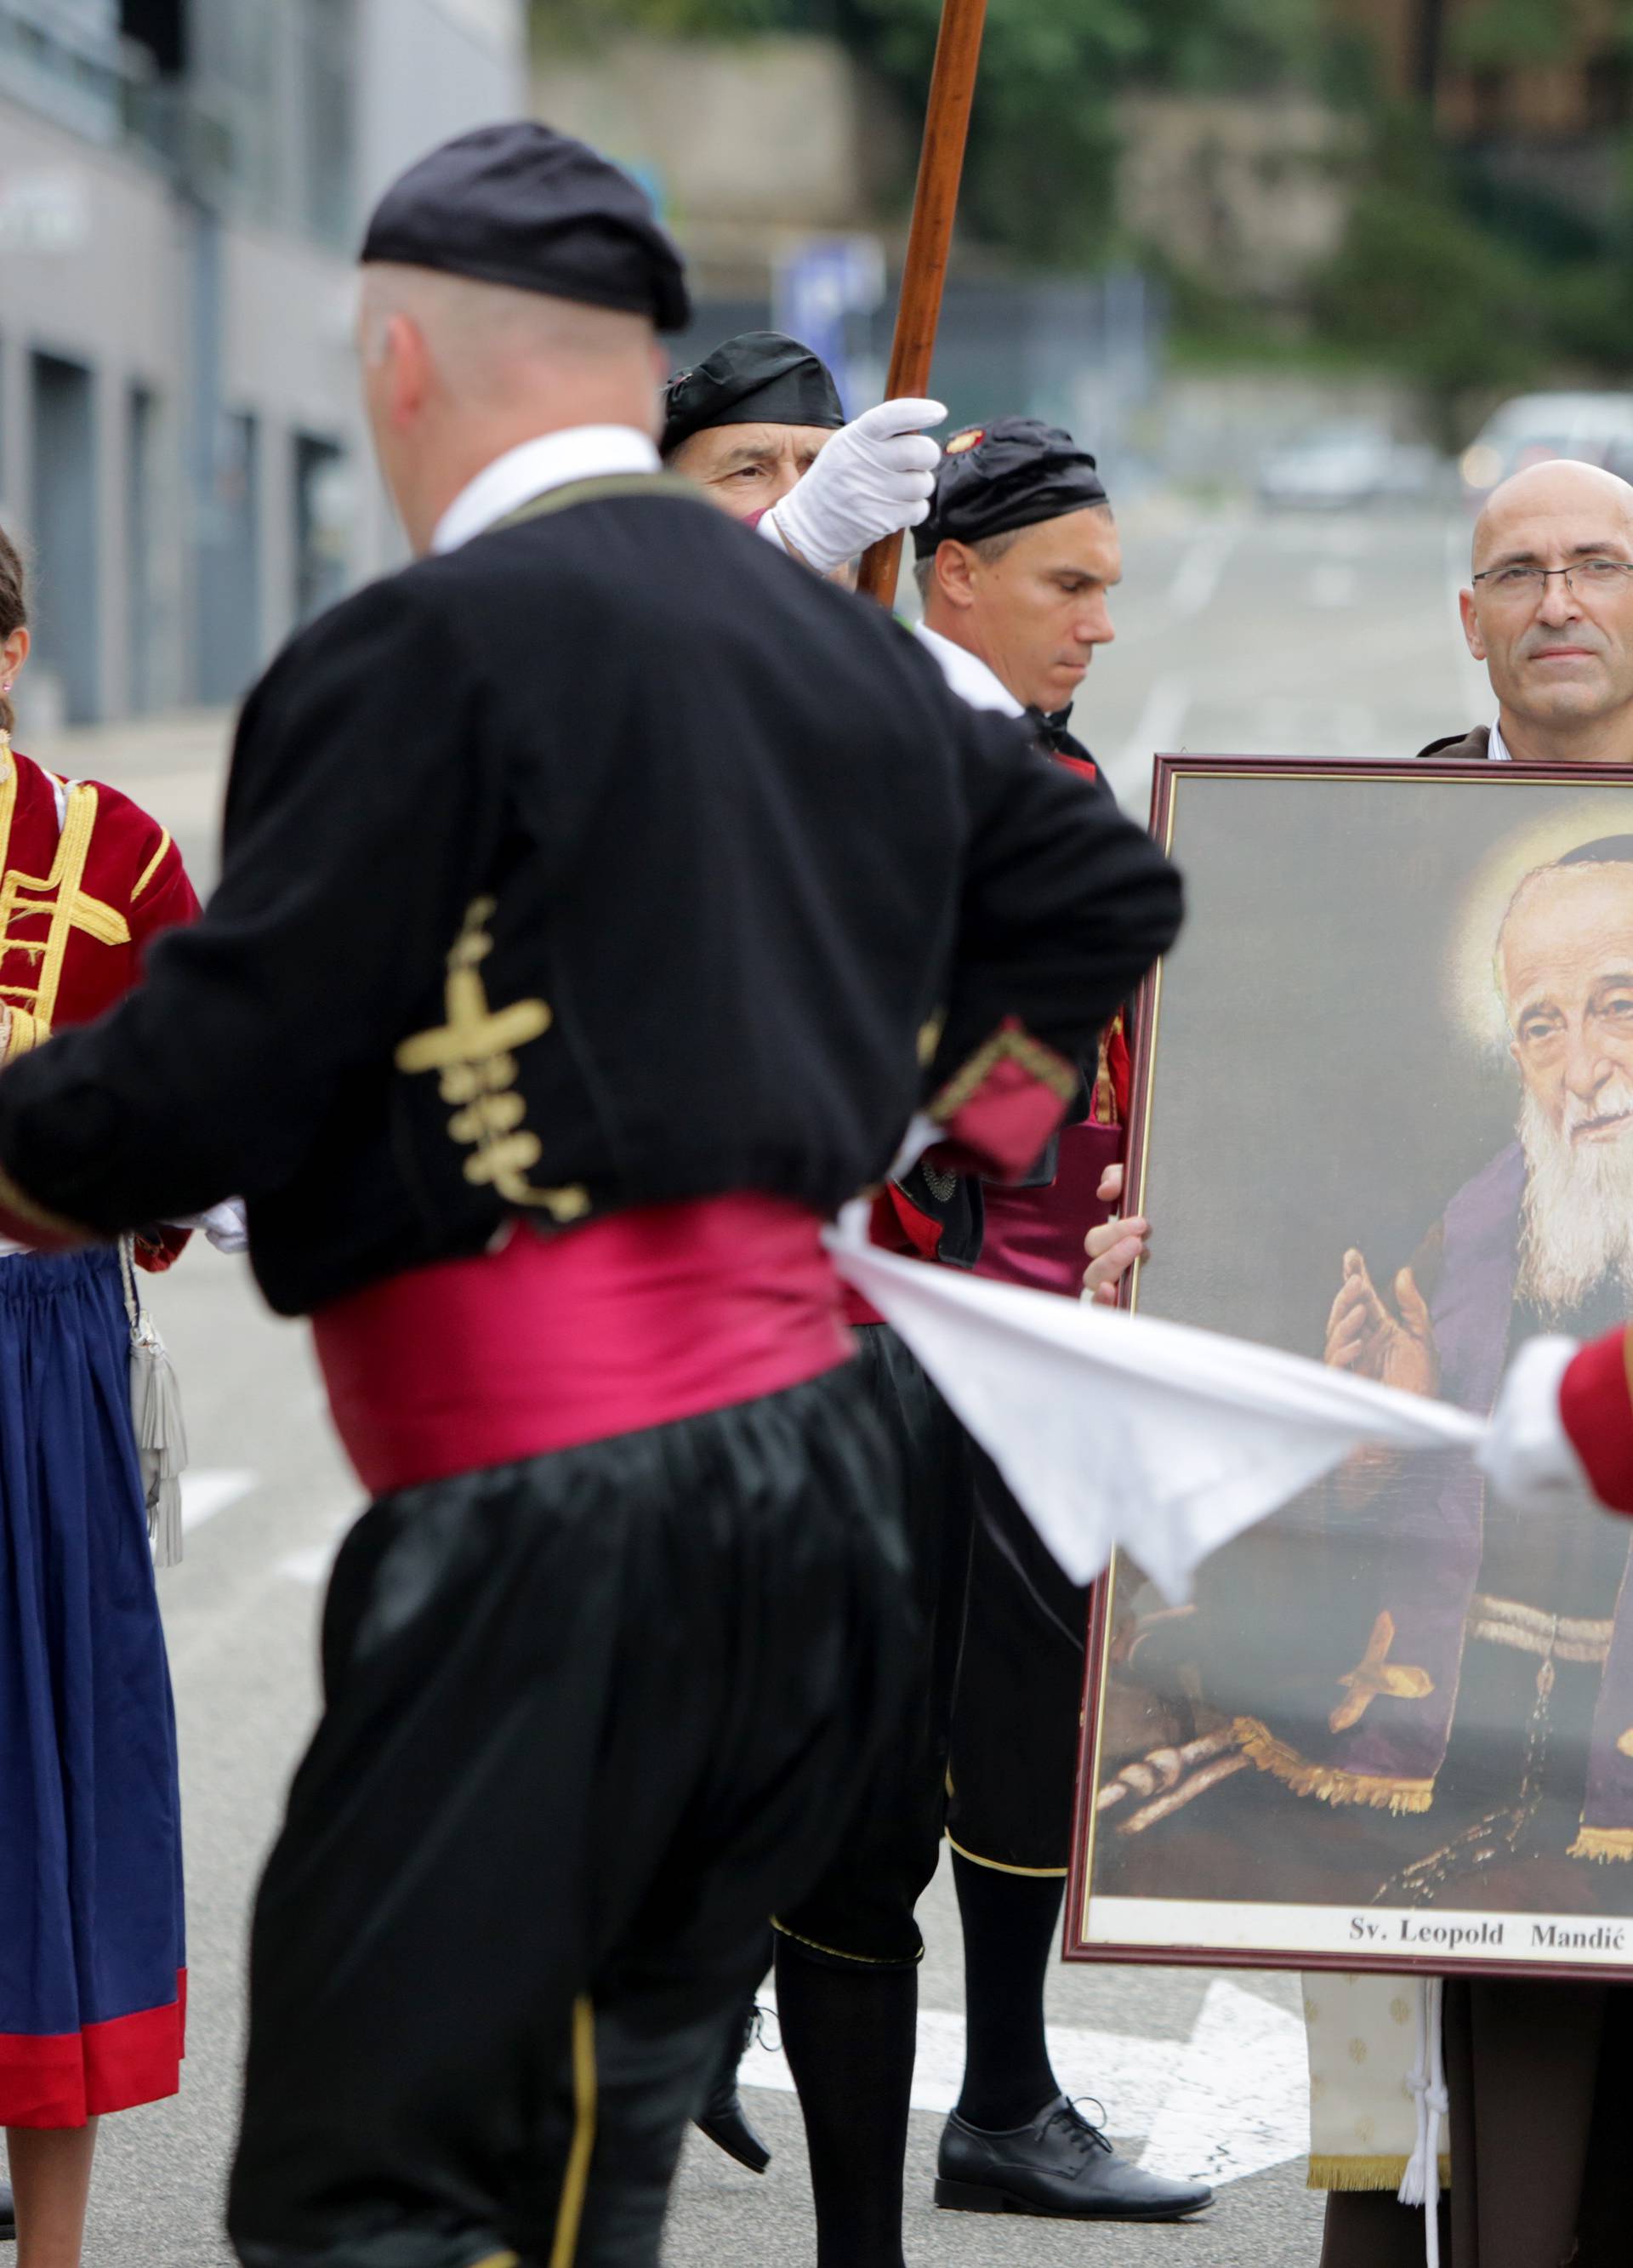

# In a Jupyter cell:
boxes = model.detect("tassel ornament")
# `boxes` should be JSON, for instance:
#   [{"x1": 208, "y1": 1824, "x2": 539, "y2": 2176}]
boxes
[
  {"x1": 120, "y1": 1238, "x2": 188, "y2": 1568},
  {"x1": 1397, "y1": 1976, "x2": 1448, "y2": 2268}
]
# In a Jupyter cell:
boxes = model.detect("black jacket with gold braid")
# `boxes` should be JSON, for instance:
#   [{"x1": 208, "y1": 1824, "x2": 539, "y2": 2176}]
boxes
[{"x1": 0, "y1": 485, "x2": 1181, "y2": 1315}]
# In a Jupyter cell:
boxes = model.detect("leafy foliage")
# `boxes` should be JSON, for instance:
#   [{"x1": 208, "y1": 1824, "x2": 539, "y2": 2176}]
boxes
[
  {"x1": 533, "y1": 0, "x2": 1325, "y2": 259},
  {"x1": 1309, "y1": 124, "x2": 1547, "y2": 432}
]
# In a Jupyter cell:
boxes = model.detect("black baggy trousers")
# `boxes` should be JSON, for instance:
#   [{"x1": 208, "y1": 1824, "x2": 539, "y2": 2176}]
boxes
[{"x1": 226, "y1": 1361, "x2": 911, "y2": 2268}]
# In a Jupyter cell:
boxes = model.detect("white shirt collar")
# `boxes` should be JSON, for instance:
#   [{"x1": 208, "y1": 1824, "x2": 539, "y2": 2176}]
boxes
[
  {"x1": 1488, "y1": 715, "x2": 1513, "y2": 763},
  {"x1": 913, "y1": 623, "x2": 1027, "y2": 720},
  {"x1": 431, "y1": 425, "x2": 661, "y2": 556}
]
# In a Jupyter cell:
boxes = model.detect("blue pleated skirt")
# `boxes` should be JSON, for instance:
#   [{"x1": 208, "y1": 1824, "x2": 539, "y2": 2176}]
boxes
[{"x1": 0, "y1": 1248, "x2": 185, "y2": 2127}]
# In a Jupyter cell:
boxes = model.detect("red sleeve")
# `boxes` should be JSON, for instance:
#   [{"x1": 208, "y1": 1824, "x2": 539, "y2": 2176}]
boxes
[{"x1": 1560, "y1": 1326, "x2": 1633, "y2": 1514}]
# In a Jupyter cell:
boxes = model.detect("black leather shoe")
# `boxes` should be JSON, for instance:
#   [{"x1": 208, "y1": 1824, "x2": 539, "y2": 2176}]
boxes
[
  {"x1": 0, "y1": 2178, "x2": 13, "y2": 2241},
  {"x1": 936, "y1": 2095, "x2": 1213, "y2": 2221},
  {"x1": 694, "y1": 2003, "x2": 771, "y2": 2175}
]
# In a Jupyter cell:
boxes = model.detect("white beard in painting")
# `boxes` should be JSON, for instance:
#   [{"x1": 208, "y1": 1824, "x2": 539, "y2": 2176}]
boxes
[{"x1": 1516, "y1": 1081, "x2": 1633, "y2": 1314}]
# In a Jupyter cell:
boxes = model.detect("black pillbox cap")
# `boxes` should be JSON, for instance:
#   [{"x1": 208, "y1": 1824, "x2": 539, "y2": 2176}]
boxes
[
  {"x1": 663, "y1": 332, "x2": 845, "y2": 457},
  {"x1": 361, "y1": 121, "x2": 691, "y2": 333},
  {"x1": 914, "y1": 416, "x2": 1108, "y2": 556}
]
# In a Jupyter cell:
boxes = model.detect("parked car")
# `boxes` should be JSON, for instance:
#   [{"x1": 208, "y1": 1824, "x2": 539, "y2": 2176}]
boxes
[
  {"x1": 1257, "y1": 424, "x2": 1443, "y2": 510},
  {"x1": 1459, "y1": 391, "x2": 1633, "y2": 505}
]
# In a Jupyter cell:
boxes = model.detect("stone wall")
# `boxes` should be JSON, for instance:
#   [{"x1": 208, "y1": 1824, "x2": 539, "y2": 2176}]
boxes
[
  {"x1": 532, "y1": 33, "x2": 906, "y2": 244},
  {"x1": 1116, "y1": 91, "x2": 1363, "y2": 305}
]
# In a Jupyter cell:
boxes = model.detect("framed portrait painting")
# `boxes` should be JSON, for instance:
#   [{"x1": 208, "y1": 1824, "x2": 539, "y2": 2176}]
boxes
[{"x1": 1067, "y1": 755, "x2": 1633, "y2": 1982}]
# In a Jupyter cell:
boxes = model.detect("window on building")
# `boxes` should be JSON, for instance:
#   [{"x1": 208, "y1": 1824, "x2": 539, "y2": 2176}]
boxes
[
  {"x1": 196, "y1": 410, "x2": 260, "y2": 708},
  {"x1": 29, "y1": 351, "x2": 100, "y2": 727},
  {"x1": 293, "y1": 434, "x2": 351, "y2": 625},
  {"x1": 119, "y1": 0, "x2": 184, "y2": 74},
  {"x1": 126, "y1": 384, "x2": 162, "y2": 715},
  {"x1": 297, "y1": 0, "x2": 356, "y2": 250}
]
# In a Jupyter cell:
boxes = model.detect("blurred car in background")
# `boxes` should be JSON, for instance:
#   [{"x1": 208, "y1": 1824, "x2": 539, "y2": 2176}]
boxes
[
  {"x1": 1257, "y1": 424, "x2": 1444, "y2": 510},
  {"x1": 1459, "y1": 391, "x2": 1633, "y2": 506}
]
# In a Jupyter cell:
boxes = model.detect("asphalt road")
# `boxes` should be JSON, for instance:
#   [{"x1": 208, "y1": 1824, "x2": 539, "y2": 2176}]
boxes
[{"x1": 20, "y1": 499, "x2": 1488, "y2": 2266}]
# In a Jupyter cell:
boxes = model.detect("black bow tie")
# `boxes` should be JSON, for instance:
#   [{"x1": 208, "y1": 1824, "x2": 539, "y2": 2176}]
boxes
[{"x1": 1027, "y1": 706, "x2": 1076, "y2": 755}]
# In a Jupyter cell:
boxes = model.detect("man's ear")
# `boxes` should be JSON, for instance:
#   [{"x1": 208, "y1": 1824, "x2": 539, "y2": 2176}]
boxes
[
  {"x1": 1459, "y1": 586, "x2": 1488, "y2": 663},
  {"x1": 386, "y1": 314, "x2": 430, "y2": 431},
  {"x1": 937, "y1": 540, "x2": 977, "y2": 613}
]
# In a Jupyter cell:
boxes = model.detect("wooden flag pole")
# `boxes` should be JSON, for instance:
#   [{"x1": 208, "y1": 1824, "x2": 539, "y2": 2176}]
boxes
[{"x1": 856, "y1": 0, "x2": 989, "y2": 608}]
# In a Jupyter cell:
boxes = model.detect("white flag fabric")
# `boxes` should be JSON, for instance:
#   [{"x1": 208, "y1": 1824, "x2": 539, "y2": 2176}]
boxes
[{"x1": 824, "y1": 1202, "x2": 1485, "y2": 1602}]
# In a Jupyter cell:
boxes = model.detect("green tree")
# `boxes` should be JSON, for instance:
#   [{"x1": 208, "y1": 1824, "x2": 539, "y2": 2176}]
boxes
[
  {"x1": 1312, "y1": 127, "x2": 1545, "y2": 437},
  {"x1": 533, "y1": 0, "x2": 1325, "y2": 260}
]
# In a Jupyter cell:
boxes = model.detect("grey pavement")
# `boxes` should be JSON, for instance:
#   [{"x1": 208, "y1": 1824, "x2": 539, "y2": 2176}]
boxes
[{"x1": 14, "y1": 499, "x2": 1488, "y2": 2264}]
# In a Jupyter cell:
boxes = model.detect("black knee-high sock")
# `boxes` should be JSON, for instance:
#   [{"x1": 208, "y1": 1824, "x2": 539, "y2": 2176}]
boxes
[
  {"x1": 774, "y1": 1935, "x2": 917, "y2": 2268},
  {"x1": 952, "y1": 1848, "x2": 1065, "y2": 2130}
]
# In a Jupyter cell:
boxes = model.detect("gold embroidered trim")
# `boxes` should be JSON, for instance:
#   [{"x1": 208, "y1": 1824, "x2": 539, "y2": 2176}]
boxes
[
  {"x1": 492, "y1": 471, "x2": 703, "y2": 535},
  {"x1": 468, "y1": 2255, "x2": 521, "y2": 2268},
  {"x1": 930, "y1": 1023, "x2": 1077, "y2": 1123},
  {"x1": 2, "y1": 1005, "x2": 40, "y2": 1059},
  {"x1": 548, "y1": 1997, "x2": 597, "y2": 2268},
  {"x1": 1307, "y1": 2153, "x2": 1449, "y2": 2192},
  {"x1": 1235, "y1": 1718, "x2": 1435, "y2": 1815},
  {"x1": 130, "y1": 829, "x2": 172, "y2": 903},
  {"x1": 944, "y1": 1832, "x2": 1068, "y2": 1878},
  {"x1": 0, "y1": 1157, "x2": 89, "y2": 1244},
  {"x1": 0, "y1": 783, "x2": 129, "y2": 1037},
  {"x1": 770, "y1": 1917, "x2": 925, "y2": 1966},
  {"x1": 397, "y1": 898, "x2": 589, "y2": 1221},
  {"x1": 1466, "y1": 1594, "x2": 1612, "y2": 1665},
  {"x1": 1568, "y1": 1825, "x2": 1633, "y2": 1863}
]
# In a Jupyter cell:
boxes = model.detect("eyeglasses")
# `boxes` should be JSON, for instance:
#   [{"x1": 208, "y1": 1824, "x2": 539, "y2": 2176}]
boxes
[{"x1": 1472, "y1": 558, "x2": 1633, "y2": 601}]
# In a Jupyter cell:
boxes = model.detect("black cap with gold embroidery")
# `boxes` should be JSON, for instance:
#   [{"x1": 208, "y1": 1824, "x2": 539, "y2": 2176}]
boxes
[
  {"x1": 913, "y1": 416, "x2": 1108, "y2": 557},
  {"x1": 662, "y1": 332, "x2": 845, "y2": 458},
  {"x1": 361, "y1": 121, "x2": 691, "y2": 332}
]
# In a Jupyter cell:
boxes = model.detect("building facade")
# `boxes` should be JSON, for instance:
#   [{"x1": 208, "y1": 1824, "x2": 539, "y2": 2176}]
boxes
[{"x1": 0, "y1": 0, "x2": 525, "y2": 730}]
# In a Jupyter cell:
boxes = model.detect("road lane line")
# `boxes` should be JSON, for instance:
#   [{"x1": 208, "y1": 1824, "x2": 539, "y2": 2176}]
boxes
[
  {"x1": 1168, "y1": 530, "x2": 1239, "y2": 618},
  {"x1": 181, "y1": 1467, "x2": 257, "y2": 1530},
  {"x1": 737, "y1": 1975, "x2": 1306, "y2": 2185},
  {"x1": 1113, "y1": 673, "x2": 1191, "y2": 798}
]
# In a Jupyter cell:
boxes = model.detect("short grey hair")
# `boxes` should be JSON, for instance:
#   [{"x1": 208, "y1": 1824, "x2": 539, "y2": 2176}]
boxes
[{"x1": 913, "y1": 526, "x2": 1023, "y2": 602}]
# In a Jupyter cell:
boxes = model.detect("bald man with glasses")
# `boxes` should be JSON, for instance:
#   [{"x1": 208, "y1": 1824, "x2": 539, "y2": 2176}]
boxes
[{"x1": 1423, "y1": 457, "x2": 1633, "y2": 768}]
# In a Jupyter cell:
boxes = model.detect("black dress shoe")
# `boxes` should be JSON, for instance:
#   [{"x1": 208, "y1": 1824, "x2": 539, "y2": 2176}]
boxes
[
  {"x1": 936, "y1": 2094, "x2": 1213, "y2": 2221},
  {"x1": 0, "y1": 2178, "x2": 13, "y2": 2241},
  {"x1": 694, "y1": 2003, "x2": 771, "y2": 2175}
]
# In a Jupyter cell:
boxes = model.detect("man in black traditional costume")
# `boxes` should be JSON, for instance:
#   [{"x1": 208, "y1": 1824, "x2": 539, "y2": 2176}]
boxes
[
  {"x1": 675, "y1": 390, "x2": 1210, "y2": 2258},
  {"x1": 0, "y1": 123, "x2": 1181, "y2": 2268}
]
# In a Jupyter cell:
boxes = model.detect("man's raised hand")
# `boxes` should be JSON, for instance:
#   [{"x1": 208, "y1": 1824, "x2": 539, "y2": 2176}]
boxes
[{"x1": 760, "y1": 399, "x2": 946, "y2": 576}]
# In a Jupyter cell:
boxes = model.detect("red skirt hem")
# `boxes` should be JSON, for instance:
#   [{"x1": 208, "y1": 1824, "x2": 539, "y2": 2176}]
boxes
[{"x1": 0, "y1": 1969, "x2": 186, "y2": 2128}]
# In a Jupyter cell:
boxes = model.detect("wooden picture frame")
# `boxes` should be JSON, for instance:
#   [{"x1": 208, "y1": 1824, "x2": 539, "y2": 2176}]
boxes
[{"x1": 1067, "y1": 754, "x2": 1633, "y2": 1981}]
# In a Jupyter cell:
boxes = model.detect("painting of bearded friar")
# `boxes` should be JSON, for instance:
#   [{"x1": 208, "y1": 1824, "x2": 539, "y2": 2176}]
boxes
[{"x1": 1090, "y1": 804, "x2": 1633, "y2": 1932}]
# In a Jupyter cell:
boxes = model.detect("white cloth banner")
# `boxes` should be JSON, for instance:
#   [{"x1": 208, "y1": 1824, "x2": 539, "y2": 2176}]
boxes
[{"x1": 824, "y1": 1202, "x2": 1486, "y2": 1603}]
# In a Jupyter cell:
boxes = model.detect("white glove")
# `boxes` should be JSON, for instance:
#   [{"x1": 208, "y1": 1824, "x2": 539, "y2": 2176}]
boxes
[
  {"x1": 761, "y1": 397, "x2": 946, "y2": 575},
  {"x1": 1476, "y1": 1335, "x2": 1591, "y2": 1515},
  {"x1": 168, "y1": 1199, "x2": 249, "y2": 1255}
]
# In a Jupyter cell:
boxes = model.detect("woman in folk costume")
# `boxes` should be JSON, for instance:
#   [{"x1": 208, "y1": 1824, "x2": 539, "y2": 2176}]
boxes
[{"x1": 0, "y1": 525, "x2": 197, "y2": 2265}]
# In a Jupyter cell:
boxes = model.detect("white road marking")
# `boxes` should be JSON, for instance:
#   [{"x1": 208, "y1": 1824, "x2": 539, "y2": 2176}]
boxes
[
  {"x1": 1113, "y1": 673, "x2": 1191, "y2": 794},
  {"x1": 1168, "y1": 532, "x2": 1238, "y2": 618},
  {"x1": 1140, "y1": 1976, "x2": 1309, "y2": 2186},
  {"x1": 740, "y1": 1975, "x2": 1306, "y2": 2187},
  {"x1": 277, "y1": 1510, "x2": 353, "y2": 1589},
  {"x1": 181, "y1": 1468, "x2": 256, "y2": 1531}
]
